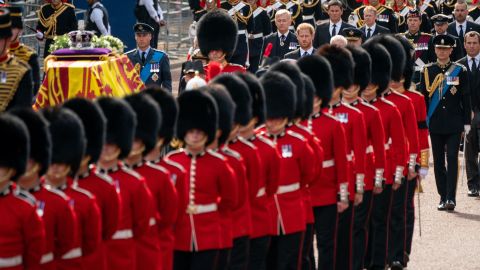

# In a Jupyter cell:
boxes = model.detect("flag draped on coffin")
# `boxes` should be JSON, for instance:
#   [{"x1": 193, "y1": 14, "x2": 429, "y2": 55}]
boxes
[{"x1": 34, "y1": 51, "x2": 144, "y2": 109}]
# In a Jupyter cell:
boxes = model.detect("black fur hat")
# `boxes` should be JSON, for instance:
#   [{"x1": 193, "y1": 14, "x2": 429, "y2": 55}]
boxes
[
  {"x1": 318, "y1": 44, "x2": 354, "y2": 90},
  {"x1": 261, "y1": 71, "x2": 296, "y2": 120},
  {"x1": 0, "y1": 9, "x2": 12, "y2": 39},
  {"x1": 297, "y1": 55, "x2": 334, "y2": 108},
  {"x1": 63, "y1": 98, "x2": 106, "y2": 164},
  {"x1": 124, "y1": 94, "x2": 161, "y2": 156},
  {"x1": 346, "y1": 45, "x2": 372, "y2": 92},
  {"x1": 9, "y1": 107, "x2": 51, "y2": 176},
  {"x1": 142, "y1": 86, "x2": 178, "y2": 145},
  {"x1": 0, "y1": 113, "x2": 29, "y2": 181},
  {"x1": 372, "y1": 35, "x2": 406, "y2": 82},
  {"x1": 236, "y1": 72, "x2": 266, "y2": 125},
  {"x1": 42, "y1": 107, "x2": 86, "y2": 176},
  {"x1": 302, "y1": 74, "x2": 315, "y2": 119},
  {"x1": 394, "y1": 35, "x2": 415, "y2": 90},
  {"x1": 204, "y1": 84, "x2": 236, "y2": 145},
  {"x1": 197, "y1": 9, "x2": 238, "y2": 59},
  {"x1": 362, "y1": 41, "x2": 392, "y2": 94},
  {"x1": 96, "y1": 97, "x2": 137, "y2": 159},
  {"x1": 270, "y1": 60, "x2": 305, "y2": 119},
  {"x1": 211, "y1": 73, "x2": 252, "y2": 126},
  {"x1": 177, "y1": 90, "x2": 218, "y2": 146}
]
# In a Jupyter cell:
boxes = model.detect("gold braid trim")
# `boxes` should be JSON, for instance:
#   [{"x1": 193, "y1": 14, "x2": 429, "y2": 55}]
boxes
[
  {"x1": 0, "y1": 57, "x2": 29, "y2": 112},
  {"x1": 302, "y1": 0, "x2": 320, "y2": 9},
  {"x1": 426, "y1": 72, "x2": 445, "y2": 98},
  {"x1": 10, "y1": 44, "x2": 35, "y2": 63},
  {"x1": 420, "y1": 149, "x2": 430, "y2": 168},
  {"x1": 235, "y1": 3, "x2": 253, "y2": 24},
  {"x1": 37, "y1": 4, "x2": 70, "y2": 38},
  {"x1": 290, "y1": 2, "x2": 302, "y2": 21}
]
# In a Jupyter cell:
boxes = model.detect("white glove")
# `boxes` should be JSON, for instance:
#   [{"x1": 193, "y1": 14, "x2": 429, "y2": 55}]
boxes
[
  {"x1": 35, "y1": 31, "x2": 44, "y2": 40},
  {"x1": 465, "y1": 125, "x2": 471, "y2": 134},
  {"x1": 419, "y1": 167, "x2": 428, "y2": 179}
]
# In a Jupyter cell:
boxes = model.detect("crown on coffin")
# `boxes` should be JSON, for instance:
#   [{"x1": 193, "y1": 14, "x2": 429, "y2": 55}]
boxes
[{"x1": 68, "y1": 30, "x2": 95, "y2": 49}]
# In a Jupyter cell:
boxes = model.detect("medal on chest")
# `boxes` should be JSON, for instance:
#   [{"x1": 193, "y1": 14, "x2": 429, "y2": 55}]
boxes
[
  {"x1": 36, "y1": 200, "x2": 45, "y2": 217},
  {"x1": 336, "y1": 112, "x2": 349, "y2": 123},
  {"x1": 0, "y1": 71, "x2": 7, "y2": 83},
  {"x1": 281, "y1": 144, "x2": 293, "y2": 158}
]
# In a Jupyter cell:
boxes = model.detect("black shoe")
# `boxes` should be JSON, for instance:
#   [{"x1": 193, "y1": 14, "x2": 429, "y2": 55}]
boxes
[
  {"x1": 437, "y1": 201, "x2": 446, "y2": 211},
  {"x1": 468, "y1": 189, "x2": 479, "y2": 197},
  {"x1": 445, "y1": 200, "x2": 456, "y2": 211},
  {"x1": 390, "y1": 261, "x2": 404, "y2": 270}
]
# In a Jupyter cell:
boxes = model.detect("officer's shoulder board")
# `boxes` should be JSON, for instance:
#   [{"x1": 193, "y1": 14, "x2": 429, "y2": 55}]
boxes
[
  {"x1": 72, "y1": 186, "x2": 95, "y2": 199},
  {"x1": 93, "y1": 170, "x2": 115, "y2": 185},
  {"x1": 380, "y1": 97, "x2": 396, "y2": 107},
  {"x1": 257, "y1": 135, "x2": 276, "y2": 148},
  {"x1": 125, "y1": 49, "x2": 137, "y2": 55},
  {"x1": 454, "y1": 62, "x2": 468, "y2": 71},
  {"x1": 153, "y1": 49, "x2": 168, "y2": 57},
  {"x1": 222, "y1": 147, "x2": 242, "y2": 161},
  {"x1": 14, "y1": 189, "x2": 37, "y2": 207},
  {"x1": 45, "y1": 186, "x2": 70, "y2": 201},
  {"x1": 64, "y1": 3, "x2": 75, "y2": 9},
  {"x1": 238, "y1": 136, "x2": 257, "y2": 149},
  {"x1": 163, "y1": 158, "x2": 186, "y2": 173},
  {"x1": 286, "y1": 130, "x2": 306, "y2": 142},
  {"x1": 421, "y1": 62, "x2": 434, "y2": 73},
  {"x1": 207, "y1": 149, "x2": 227, "y2": 161},
  {"x1": 146, "y1": 162, "x2": 170, "y2": 175},
  {"x1": 120, "y1": 166, "x2": 144, "y2": 181},
  {"x1": 406, "y1": 89, "x2": 424, "y2": 98}
]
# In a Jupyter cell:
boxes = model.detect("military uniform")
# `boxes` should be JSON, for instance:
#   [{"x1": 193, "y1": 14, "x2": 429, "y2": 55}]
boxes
[
  {"x1": 469, "y1": 5, "x2": 480, "y2": 23},
  {"x1": 403, "y1": 31, "x2": 434, "y2": 84},
  {"x1": 396, "y1": 7, "x2": 432, "y2": 34},
  {"x1": 301, "y1": 0, "x2": 326, "y2": 26},
  {"x1": 419, "y1": 35, "x2": 470, "y2": 210},
  {"x1": 134, "y1": 0, "x2": 163, "y2": 48},
  {"x1": 431, "y1": 14, "x2": 464, "y2": 61},
  {"x1": 248, "y1": 4, "x2": 272, "y2": 73},
  {"x1": 268, "y1": 0, "x2": 303, "y2": 32},
  {"x1": 437, "y1": 0, "x2": 457, "y2": 16},
  {"x1": 350, "y1": 4, "x2": 398, "y2": 33}
]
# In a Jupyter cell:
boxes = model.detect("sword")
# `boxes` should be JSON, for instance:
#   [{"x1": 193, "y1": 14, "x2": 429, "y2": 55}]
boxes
[
  {"x1": 417, "y1": 177, "x2": 422, "y2": 237},
  {"x1": 24, "y1": 25, "x2": 38, "y2": 33}
]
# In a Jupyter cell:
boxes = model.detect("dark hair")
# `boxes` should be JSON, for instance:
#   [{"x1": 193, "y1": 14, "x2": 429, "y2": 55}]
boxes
[{"x1": 327, "y1": 0, "x2": 343, "y2": 9}]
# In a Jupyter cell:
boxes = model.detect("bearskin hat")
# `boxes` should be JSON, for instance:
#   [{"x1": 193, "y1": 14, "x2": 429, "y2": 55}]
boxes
[
  {"x1": 346, "y1": 45, "x2": 372, "y2": 92},
  {"x1": 362, "y1": 41, "x2": 392, "y2": 94},
  {"x1": 372, "y1": 35, "x2": 406, "y2": 82},
  {"x1": 204, "y1": 84, "x2": 236, "y2": 145},
  {"x1": 317, "y1": 44, "x2": 355, "y2": 90},
  {"x1": 0, "y1": 113, "x2": 29, "y2": 181},
  {"x1": 270, "y1": 60, "x2": 305, "y2": 119},
  {"x1": 261, "y1": 71, "x2": 296, "y2": 120},
  {"x1": 124, "y1": 94, "x2": 161, "y2": 156},
  {"x1": 96, "y1": 97, "x2": 137, "y2": 159},
  {"x1": 301, "y1": 74, "x2": 315, "y2": 120},
  {"x1": 9, "y1": 108, "x2": 51, "y2": 176},
  {"x1": 236, "y1": 72, "x2": 266, "y2": 125},
  {"x1": 177, "y1": 90, "x2": 218, "y2": 146},
  {"x1": 142, "y1": 86, "x2": 178, "y2": 145},
  {"x1": 63, "y1": 98, "x2": 106, "y2": 164},
  {"x1": 297, "y1": 55, "x2": 334, "y2": 108},
  {"x1": 211, "y1": 73, "x2": 252, "y2": 126},
  {"x1": 394, "y1": 35, "x2": 415, "y2": 90},
  {"x1": 197, "y1": 9, "x2": 238, "y2": 59},
  {"x1": 42, "y1": 107, "x2": 86, "y2": 176}
]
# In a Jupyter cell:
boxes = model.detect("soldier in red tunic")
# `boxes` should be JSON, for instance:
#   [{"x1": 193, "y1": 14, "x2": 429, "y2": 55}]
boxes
[
  {"x1": 96, "y1": 97, "x2": 152, "y2": 270},
  {"x1": 62, "y1": 98, "x2": 121, "y2": 270},
  {"x1": 13, "y1": 108, "x2": 79, "y2": 270},
  {"x1": 41, "y1": 107, "x2": 102, "y2": 270},
  {"x1": 0, "y1": 113, "x2": 46, "y2": 270},
  {"x1": 259, "y1": 71, "x2": 316, "y2": 269},
  {"x1": 343, "y1": 45, "x2": 387, "y2": 270},
  {"x1": 360, "y1": 41, "x2": 407, "y2": 270},
  {"x1": 168, "y1": 90, "x2": 237, "y2": 270}
]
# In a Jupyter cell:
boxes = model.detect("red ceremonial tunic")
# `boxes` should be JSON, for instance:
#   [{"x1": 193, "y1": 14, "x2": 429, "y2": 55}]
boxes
[{"x1": 403, "y1": 89, "x2": 429, "y2": 161}]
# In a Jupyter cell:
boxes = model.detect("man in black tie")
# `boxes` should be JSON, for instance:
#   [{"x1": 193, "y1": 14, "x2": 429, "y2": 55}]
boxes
[
  {"x1": 447, "y1": 1, "x2": 480, "y2": 52},
  {"x1": 312, "y1": 0, "x2": 355, "y2": 48},
  {"x1": 458, "y1": 31, "x2": 480, "y2": 197},
  {"x1": 262, "y1": 9, "x2": 299, "y2": 59},
  {"x1": 360, "y1": 5, "x2": 390, "y2": 39},
  {"x1": 285, "y1": 23, "x2": 316, "y2": 59}
]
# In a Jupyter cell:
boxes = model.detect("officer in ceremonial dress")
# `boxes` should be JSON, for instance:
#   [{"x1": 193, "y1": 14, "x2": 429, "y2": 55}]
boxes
[
  {"x1": 36, "y1": 0, "x2": 77, "y2": 58},
  {"x1": 350, "y1": 0, "x2": 398, "y2": 33},
  {"x1": 469, "y1": 0, "x2": 480, "y2": 23},
  {"x1": 247, "y1": 0, "x2": 272, "y2": 72},
  {"x1": 301, "y1": 0, "x2": 326, "y2": 26},
  {"x1": 419, "y1": 34, "x2": 471, "y2": 211},
  {"x1": 127, "y1": 23, "x2": 172, "y2": 91},
  {"x1": 268, "y1": 0, "x2": 303, "y2": 32},
  {"x1": 431, "y1": 14, "x2": 464, "y2": 61}
]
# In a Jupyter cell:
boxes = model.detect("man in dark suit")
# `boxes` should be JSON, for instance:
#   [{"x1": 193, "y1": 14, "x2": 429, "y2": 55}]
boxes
[
  {"x1": 447, "y1": 1, "x2": 480, "y2": 47},
  {"x1": 432, "y1": 14, "x2": 464, "y2": 61},
  {"x1": 285, "y1": 23, "x2": 316, "y2": 59},
  {"x1": 262, "y1": 9, "x2": 299, "y2": 59},
  {"x1": 313, "y1": 0, "x2": 355, "y2": 48},
  {"x1": 359, "y1": 5, "x2": 390, "y2": 40},
  {"x1": 126, "y1": 23, "x2": 172, "y2": 91},
  {"x1": 458, "y1": 31, "x2": 480, "y2": 197}
]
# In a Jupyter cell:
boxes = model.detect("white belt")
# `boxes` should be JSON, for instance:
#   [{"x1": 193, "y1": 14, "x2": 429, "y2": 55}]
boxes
[
  {"x1": 61, "y1": 247, "x2": 82, "y2": 260},
  {"x1": 191, "y1": 203, "x2": 218, "y2": 214},
  {"x1": 277, "y1": 182, "x2": 300, "y2": 194},
  {"x1": 149, "y1": 217, "x2": 156, "y2": 226},
  {"x1": 347, "y1": 153, "x2": 354, "y2": 162},
  {"x1": 303, "y1": 15, "x2": 314, "y2": 20},
  {"x1": 237, "y1": 30, "x2": 247, "y2": 35},
  {"x1": 40, "y1": 252, "x2": 53, "y2": 264},
  {"x1": 366, "y1": 145, "x2": 373, "y2": 154},
  {"x1": 0, "y1": 255, "x2": 22, "y2": 267},
  {"x1": 385, "y1": 137, "x2": 392, "y2": 150},
  {"x1": 249, "y1": 33, "x2": 263, "y2": 39},
  {"x1": 112, "y1": 229, "x2": 133, "y2": 240},
  {"x1": 323, "y1": 159, "x2": 335, "y2": 168},
  {"x1": 256, "y1": 187, "x2": 266, "y2": 197}
]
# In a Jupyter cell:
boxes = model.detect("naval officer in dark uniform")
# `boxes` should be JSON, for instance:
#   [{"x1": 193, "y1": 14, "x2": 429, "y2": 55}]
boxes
[{"x1": 126, "y1": 23, "x2": 172, "y2": 91}]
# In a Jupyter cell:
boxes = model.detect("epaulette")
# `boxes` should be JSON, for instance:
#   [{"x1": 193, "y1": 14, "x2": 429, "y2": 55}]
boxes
[
  {"x1": 381, "y1": 5, "x2": 394, "y2": 11},
  {"x1": 207, "y1": 149, "x2": 227, "y2": 160},
  {"x1": 120, "y1": 166, "x2": 144, "y2": 180},
  {"x1": 165, "y1": 148, "x2": 185, "y2": 159},
  {"x1": 257, "y1": 134, "x2": 276, "y2": 148},
  {"x1": 286, "y1": 130, "x2": 306, "y2": 141},
  {"x1": 153, "y1": 49, "x2": 168, "y2": 56},
  {"x1": 406, "y1": 89, "x2": 424, "y2": 98},
  {"x1": 72, "y1": 186, "x2": 95, "y2": 199},
  {"x1": 380, "y1": 97, "x2": 396, "y2": 107},
  {"x1": 238, "y1": 136, "x2": 257, "y2": 149},
  {"x1": 14, "y1": 189, "x2": 36, "y2": 207},
  {"x1": 359, "y1": 100, "x2": 379, "y2": 111},
  {"x1": 125, "y1": 49, "x2": 137, "y2": 55},
  {"x1": 354, "y1": 6, "x2": 364, "y2": 13},
  {"x1": 146, "y1": 162, "x2": 170, "y2": 175},
  {"x1": 44, "y1": 186, "x2": 70, "y2": 201},
  {"x1": 64, "y1": 3, "x2": 76, "y2": 9},
  {"x1": 163, "y1": 158, "x2": 186, "y2": 173},
  {"x1": 14, "y1": 57, "x2": 32, "y2": 70},
  {"x1": 93, "y1": 170, "x2": 114, "y2": 185},
  {"x1": 222, "y1": 147, "x2": 242, "y2": 160},
  {"x1": 454, "y1": 62, "x2": 468, "y2": 71},
  {"x1": 342, "y1": 102, "x2": 362, "y2": 114}
]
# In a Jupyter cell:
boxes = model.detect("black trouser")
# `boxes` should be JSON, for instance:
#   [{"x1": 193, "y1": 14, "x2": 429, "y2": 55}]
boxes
[
  {"x1": 301, "y1": 223, "x2": 315, "y2": 270},
  {"x1": 230, "y1": 236, "x2": 249, "y2": 270},
  {"x1": 44, "y1": 38, "x2": 54, "y2": 59},
  {"x1": 465, "y1": 116, "x2": 480, "y2": 190},
  {"x1": 218, "y1": 248, "x2": 231, "y2": 270},
  {"x1": 336, "y1": 202, "x2": 353, "y2": 270},
  {"x1": 431, "y1": 132, "x2": 462, "y2": 203},
  {"x1": 266, "y1": 232, "x2": 303, "y2": 270},
  {"x1": 248, "y1": 236, "x2": 270, "y2": 270},
  {"x1": 405, "y1": 178, "x2": 417, "y2": 258},
  {"x1": 352, "y1": 190, "x2": 373, "y2": 270},
  {"x1": 388, "y1": 178, "x2": 408, "y2": 265},
  {"x1": 248, "y1": 54, "x2": 261, "y2": 74},
  {"x1": 230, "y1": 34, "x2": 248, "y2": 67},
  {"x1": 313, "y1": 204, "x2": 337, "y2": 270},
  {"x1": 174, "y1": 249, "x2": 219, "y2": 270},
  {"x1": 366, "y1": 184, "x2": 392, "y2": 270}
]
